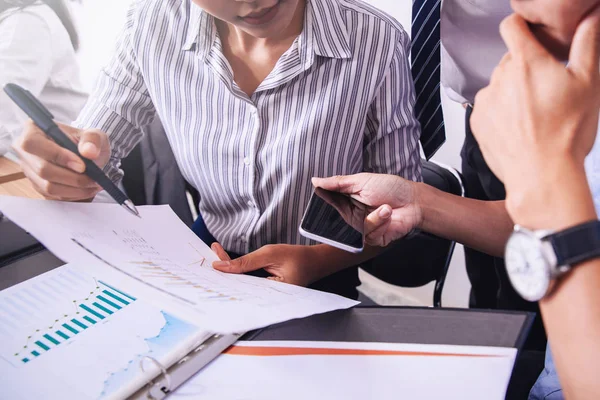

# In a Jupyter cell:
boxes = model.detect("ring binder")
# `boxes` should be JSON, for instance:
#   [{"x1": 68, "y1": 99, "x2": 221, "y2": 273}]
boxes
[
  {"x1": 129, "y1": 334, "x2": 240, "y2": 400},
  {"x1": 140, "y1": 356, "x2": 172, "y2": 399}
]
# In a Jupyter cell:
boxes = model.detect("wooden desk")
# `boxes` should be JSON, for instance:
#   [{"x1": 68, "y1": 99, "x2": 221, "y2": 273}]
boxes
[
  {"x1": 0, "y1": 156, "x2": 25, "y2": 184},
  {"x1": 0, "y1": 157, "x2": 43, "y2": 199}
]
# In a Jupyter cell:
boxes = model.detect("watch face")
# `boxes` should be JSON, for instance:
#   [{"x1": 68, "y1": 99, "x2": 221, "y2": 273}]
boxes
[{"x1": 505, "y1": 230, "x2": 551, "y2": 302}]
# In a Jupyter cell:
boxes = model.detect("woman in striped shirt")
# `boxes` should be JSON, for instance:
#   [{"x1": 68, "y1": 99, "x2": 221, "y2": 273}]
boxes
[{"x1": 13, "y1": 0, "x2": 421, "y2": 299}]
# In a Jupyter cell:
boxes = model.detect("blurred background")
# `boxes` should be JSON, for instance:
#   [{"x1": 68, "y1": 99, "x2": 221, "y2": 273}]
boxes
[{"x1": 71, "y1": 0, "x2": 470, "y2": 307}]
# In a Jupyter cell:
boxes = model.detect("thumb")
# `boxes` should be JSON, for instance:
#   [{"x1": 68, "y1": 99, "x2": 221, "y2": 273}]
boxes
[
  {"x1": 211, "y1": 242, "x2": 232, "y2": 261},
  {"x1": 78, "y1": 129, "x2": 109, "y2": 163},
  {"x1": 569, "y1": 5, "x2": 600, "y2": 78},
  {"x1": 364, "y1": 205, "x2": 393, "y2": 246},
  {"x1": 213, "y1": 251, "x2": 265, "y2": 274}
]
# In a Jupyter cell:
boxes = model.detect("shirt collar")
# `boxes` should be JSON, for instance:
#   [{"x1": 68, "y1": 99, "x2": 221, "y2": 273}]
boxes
[
  {"x1": 182, "y1": 0, "x2": 352, "y2": 61},
  {"x1": 182, "y1": 2, "x2": 215, "y2": 60},
  {"x1": 305, "y1": 0, "x2": 352, "y2": 60}
]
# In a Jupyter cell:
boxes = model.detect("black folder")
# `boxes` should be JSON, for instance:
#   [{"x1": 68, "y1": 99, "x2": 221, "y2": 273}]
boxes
[{"x1": 246, "y1": 306, "x2": 534, "y2": 349}]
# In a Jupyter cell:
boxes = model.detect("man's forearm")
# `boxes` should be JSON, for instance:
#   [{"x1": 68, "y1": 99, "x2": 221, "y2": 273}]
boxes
[
  {"x1": 540, "y1": 258, "x2": 600, "y2": 400},
  {"x1": 511, "y1": 162, "x2": 600, "y2": 399},
  {"x1": 416, "y1": 182, "x2": 513, "y2": 257}
]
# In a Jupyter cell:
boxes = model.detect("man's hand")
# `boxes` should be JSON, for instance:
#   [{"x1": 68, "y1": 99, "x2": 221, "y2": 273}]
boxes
[
  {"x1": 211, "y1": 243, "x2": 324, "y2": 287},
  {"x1": 471, "y1": 11, "x2": 600, "y2": 230},
  {"x1": 511, "y1": 0, "x2": 600, "y2": 59},
  {"x1": 12, "y1": 121, "x2": 111, "y2": 201},
  {"x1": 312, "y1": 174, "x2": 422, "y2": 247}
]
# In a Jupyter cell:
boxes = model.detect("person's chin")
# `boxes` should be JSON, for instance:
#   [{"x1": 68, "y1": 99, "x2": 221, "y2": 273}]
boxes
[{"x1": 241, "y1": 20, "x2": 290, "y2": 39}]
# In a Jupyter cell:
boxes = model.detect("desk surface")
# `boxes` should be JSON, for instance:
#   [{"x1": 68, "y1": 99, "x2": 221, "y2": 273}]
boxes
[
  {"x1": 0, "y1": 157, "x2": 42, "y2": 199},
  {"x1": 0, "y1": 156, "x2": 25, "y2": 184}
]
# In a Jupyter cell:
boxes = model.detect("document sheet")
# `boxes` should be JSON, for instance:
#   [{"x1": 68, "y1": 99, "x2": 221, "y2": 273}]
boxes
[
  {"x1": 0, "y1": 196, "x2": 358, "y2": 333},
  {"x1": 172, "y1": 341, "x2": 518, "y2": 400},
  {"x1": 0, "y1": 263, "x2": 212, "y2": 400}
]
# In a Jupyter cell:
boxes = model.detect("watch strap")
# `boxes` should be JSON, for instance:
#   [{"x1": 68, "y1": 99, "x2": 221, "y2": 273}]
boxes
[{"x1": 547, "y1": 220, "x2": 600, "y2": 267}]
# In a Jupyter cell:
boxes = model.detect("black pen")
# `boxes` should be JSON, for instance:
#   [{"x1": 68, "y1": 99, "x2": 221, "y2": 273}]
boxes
[{"x1": 4, "y1": 83, "x2": 140, "y2": 218}]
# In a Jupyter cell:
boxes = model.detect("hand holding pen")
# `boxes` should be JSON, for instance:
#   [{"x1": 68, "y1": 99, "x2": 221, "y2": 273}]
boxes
[{"x1": 5, "y1": 84, "x2": 139, "y2": 217}]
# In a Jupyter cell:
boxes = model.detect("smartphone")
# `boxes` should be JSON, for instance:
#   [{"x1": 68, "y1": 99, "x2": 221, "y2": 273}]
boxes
[{"x1": 299, "y1": 187, "x2": 368, "y2": 253}]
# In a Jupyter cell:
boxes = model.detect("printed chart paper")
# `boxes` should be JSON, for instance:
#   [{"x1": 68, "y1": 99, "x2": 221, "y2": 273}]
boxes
[
  {"x1": 0, "y1": 264, "x2": 208, "y2": 400},
  {"x1": 0, "y1": 196, "x2": 358, "y2": 333}
]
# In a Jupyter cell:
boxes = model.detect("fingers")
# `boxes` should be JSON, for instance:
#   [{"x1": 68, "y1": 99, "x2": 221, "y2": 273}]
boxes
[
  {"x1": 14, "y1": 121, "x2": 85, "y2": 173},
  {"x1": 13, "y1": 122, "x2": 112, "y2": 200},
  {"x1": 213, "y1": 246, "x2": 270, "y2": 274},
  {"x1": 211, "y1": 242, "x2": 231, "y2": 261},
  {"x1": 78, "y1": 129, "x2": 109, "y2": 163},
  {"x1": 568, "y1": 4, "x2": 600, "y2": 79},
  {"x1": 312, "y1": 175, "x2": 361, "y2": 195},
  {"x1": 364, "y1": 205, "x2": 393, "y2": 246},
  {"x1": 500, "y1": 14, "x2": 549, "y2": 61},
  {"x1": 19, "y1": 150, "x2": 99, "y2": 188},
  {"x1": 20, "y1": 160, "x2": 100, "y2": 200}
]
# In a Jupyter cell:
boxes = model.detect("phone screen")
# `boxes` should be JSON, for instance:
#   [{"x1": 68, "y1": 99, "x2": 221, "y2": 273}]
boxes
[{"x1": 299, "y1": 188, "x2": 368, "y2": 252}]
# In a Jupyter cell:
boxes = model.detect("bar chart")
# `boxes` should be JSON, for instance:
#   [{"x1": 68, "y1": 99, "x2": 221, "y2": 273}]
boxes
[
  {"x1": 0, "y1": 263, "x2": 204, "y2": 400},
  {"x1": 0, "y1": 267, "x2": 137, "y2": 367},
  {"x1": 16, "y1": 280, "x2": 135, "y2": 365}
]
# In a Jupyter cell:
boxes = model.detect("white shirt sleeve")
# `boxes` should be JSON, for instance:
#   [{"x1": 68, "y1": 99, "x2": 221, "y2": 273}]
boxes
[{"x1": 0, "y1": 11, "x2": 53, "y2": 155}]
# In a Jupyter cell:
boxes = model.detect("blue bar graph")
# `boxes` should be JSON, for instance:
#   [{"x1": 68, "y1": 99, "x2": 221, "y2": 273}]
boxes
[
  {"x1": 62, "y1": 323, "x2": 78, "y2": 335},
  {"x1": 56, "y1": 330, "x2": 69, "y2": 340},
  {"x1": 99, "y1": 280, "x2": 136, "y2": 301},
  {"x1": 92, "y1": 302, "x2": 113, "y2": 316},
  {"x1": 97, "y1": 295, "x2": 122, "y2": 310},
  {"x1": 35, "y1": 341, "x2": 50, "y2": 351},
  {"x1": 103, "y1": 290, "x2": 129, "y2": 305},
  {"x1": 43, "y1": 334, "x2": 60, "y2": 345},
  {"x1": 79, "y1": 304, "x2": 105, "y2": 320},
  {"x1": 16, "y1": 279, "x2": 137, "y2": 364},
  {"x1": 71, "y1": 319, "x2": 87, "y2": 330}
]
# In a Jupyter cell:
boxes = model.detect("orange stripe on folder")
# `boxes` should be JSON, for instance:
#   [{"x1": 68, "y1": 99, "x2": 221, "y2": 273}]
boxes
[{"x1": 223, "y1": 346, "x2": 503, "y2": 358}]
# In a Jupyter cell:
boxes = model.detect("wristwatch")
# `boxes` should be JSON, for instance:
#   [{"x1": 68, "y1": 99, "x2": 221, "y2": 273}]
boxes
[{"x1": 505, "y1": 220, "x2": 600, "y2": 302}]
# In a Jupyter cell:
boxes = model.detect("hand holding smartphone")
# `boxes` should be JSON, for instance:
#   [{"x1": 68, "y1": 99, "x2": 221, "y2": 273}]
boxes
[{"x1": 299, "y1": 187, "x2": 368, "y2": 253}]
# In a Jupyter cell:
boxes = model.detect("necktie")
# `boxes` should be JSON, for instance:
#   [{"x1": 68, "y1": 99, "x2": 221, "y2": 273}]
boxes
[{"x1": 411, "y1": 0, "x2": 445, "y2": 159}]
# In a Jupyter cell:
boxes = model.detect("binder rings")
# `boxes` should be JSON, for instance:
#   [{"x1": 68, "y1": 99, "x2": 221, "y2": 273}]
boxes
[{"x1": 130, "y1": 333, "x2": 241, "y2": 400}]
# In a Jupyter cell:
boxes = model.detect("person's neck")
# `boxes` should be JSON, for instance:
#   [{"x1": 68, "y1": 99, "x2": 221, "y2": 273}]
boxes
[{"x1": 217, "y1": 0, "x2": 305, "y2": 53}]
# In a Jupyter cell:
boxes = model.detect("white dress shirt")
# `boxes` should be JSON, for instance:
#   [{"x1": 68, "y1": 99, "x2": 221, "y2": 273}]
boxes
[
  {"x1": 0, "y1": 3, "x2": 87, "y2": 156},
  {"x1": 440, "y1": 0, "x2": 512, "y2": 104},
  {"x1": 75, "y1": 0, "x2": 422, "y2": 254}
]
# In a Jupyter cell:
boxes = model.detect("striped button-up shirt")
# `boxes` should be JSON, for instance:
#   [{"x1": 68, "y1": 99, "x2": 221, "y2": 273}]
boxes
[{"x1": 76, "y1": 0, "x2": 421, "y2": 255}]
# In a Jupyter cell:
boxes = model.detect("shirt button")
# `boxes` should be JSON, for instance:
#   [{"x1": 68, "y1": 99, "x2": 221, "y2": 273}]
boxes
[{"x1": 243, "y1": 157, "x2": 251, "y2": 166}]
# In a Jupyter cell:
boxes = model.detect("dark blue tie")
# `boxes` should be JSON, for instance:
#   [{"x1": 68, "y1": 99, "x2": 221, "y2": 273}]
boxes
[{"x1": 411, "y1": 0, "x2": 445, "y2": 159}]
